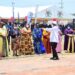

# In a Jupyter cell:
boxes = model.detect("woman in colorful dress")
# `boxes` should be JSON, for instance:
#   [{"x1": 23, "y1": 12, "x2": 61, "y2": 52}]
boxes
[
  {"x1": 56, "y1": 23, "x2": 64, "y2": 53},
  {"x1": 64, "y1": 26, "x2": 73, "y2": 52},
  {"x1": 20, "y1": 24, "x2": 34, "y2": 55},
  {"x1": 12, "y1": 24, "x2": 20, "y2": 56},
  {"x1": 0, "y1": 22, "x2": 8, "y2": 57},
  {"x1": 56, "y1": 34, "x2": 62, "y2": 53},
  {"x1": 42, "y1": 29, "x2": 51, "y2": 54},
  {"x1": 32, "y1": 24, "x2": 46, "y2": 54}
]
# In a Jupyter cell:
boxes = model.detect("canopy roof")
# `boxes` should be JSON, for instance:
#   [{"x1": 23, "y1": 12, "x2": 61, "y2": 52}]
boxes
[{"x1": 0, "y1": 5, "x2": 51, "y2": 18}]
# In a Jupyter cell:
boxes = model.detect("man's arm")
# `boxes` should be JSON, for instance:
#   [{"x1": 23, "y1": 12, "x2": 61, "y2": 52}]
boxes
[{"x1": 45, "y1": 28, "x2": 52, "y2": 32}]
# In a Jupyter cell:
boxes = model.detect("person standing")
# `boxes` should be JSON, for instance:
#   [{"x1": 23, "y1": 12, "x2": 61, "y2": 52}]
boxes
[
  {"x1": 64, "y1": 26, "x2": 73, "y2": 52},
  {"x1": 32, "y1": 24, "x2": 46, "y2": 54},
  {"x1": 46, "y1": 21, "x2": 62, "y2": 60},
  {"x1": 56, "y1": 33, "x2": 62, "y2": 53},
  {"x1": 0, "y1": 22, "x2": 8, "y2": 57},
  {"x1": 42, "y1": 28, "x2": 51, "y2": 54},
  {"x1": 20, "y1": 23, "x2": 34, "y2": 55}
]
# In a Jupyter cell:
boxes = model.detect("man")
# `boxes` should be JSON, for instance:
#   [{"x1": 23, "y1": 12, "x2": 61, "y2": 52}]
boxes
[{"x1": 46, "y1": 21, "x2": 62, "y2": 60}]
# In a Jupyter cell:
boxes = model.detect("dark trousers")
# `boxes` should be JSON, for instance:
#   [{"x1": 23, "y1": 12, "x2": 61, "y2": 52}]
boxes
[{"x1": 50, "y1": 42, "x2": 58, "y2": 58}]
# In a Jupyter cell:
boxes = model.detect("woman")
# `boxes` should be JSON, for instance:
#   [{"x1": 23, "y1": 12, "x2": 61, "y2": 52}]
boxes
[
  {"x1": 20, "y1": 24, "x2": 34, "y2": 55},
  {"x1": 56, "y1": 34, "x2": 62, "y2": 53},
  {"x1": 64, "y1": 26, "x2": 73, "y2": 52},
  {"x1": 0, "y1": 22, "x2": 8, "y2": 57},
  {"x1": 56, "y1": 24, "x2": 64, "y2": 53},
  {"x1": 12, "y1": 24, "x2": 20, "y2": 56},
  {"x1": 32, "y1": 24, "x2": 46, "y2": 54},
  {"x1": 42, "y1": 29, "x2": 51, "y2": 54}
]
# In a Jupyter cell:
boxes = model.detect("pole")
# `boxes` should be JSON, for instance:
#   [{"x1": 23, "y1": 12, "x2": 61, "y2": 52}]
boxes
[
  {"x1": 12, "y1": 0, "x2": 15, "y2": 23},
  {"x1": 58, "y1": 0, "x2": 63, "y2": 18},
  {"x1": 60, "y1": 0, "x2": 63, "y2": 18},
  {"x1": 35, "y1": 5, "x2": 38, "y2": 24},
  {"x1": 18, "y1": 12, "x2": 20, "y2": 24}
]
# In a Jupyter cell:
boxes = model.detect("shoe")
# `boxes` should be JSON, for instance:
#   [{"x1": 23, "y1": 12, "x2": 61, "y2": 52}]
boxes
[
  {"x1": 50, "y1": 57, "x2": 54, "y2": 60},
  {"x1": 50, "y1": 57, "x2": 59, "y2": 60},
  {"x1": 53, "y1": 58, "x2": 59, "y2": 60}
]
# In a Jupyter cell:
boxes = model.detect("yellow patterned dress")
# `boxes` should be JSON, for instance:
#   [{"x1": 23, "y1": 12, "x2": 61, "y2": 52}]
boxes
[
  {"x1": 42, "y1": 29, "x2": 51, "y2": 54},
  {"x1": 20, "y1": 27, "x2": 34, "y2": 55},
  {"x1": 0, "y1": 34, "x2": 3, "y2": 56},
  {"x1": 0, "y1": 27, "x2": 8, "y2": 57}
]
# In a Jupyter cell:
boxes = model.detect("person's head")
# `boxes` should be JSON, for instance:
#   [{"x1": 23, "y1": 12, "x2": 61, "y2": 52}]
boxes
[
  {"x1": 21, "y1": 21, "x2": 27, "y2": 27},
  {"x1": 9, "y1": 22, "x2": 12, "y2": 25},
  {"x1": 48, "y1": 24, "x2": 52, "y2": 28},
  {"x1": 36, "y1": 23, "x2": 39, "y2": 28},
  {"x1": 34, "y1": 24, "x2": 37, "y2": 28},
  {"x1": 0, "y1": 22, "x2": 4, "y2": 28},
  {"x1": 52, "y1": 21, "x2": 57, "y2": 27},
  {"x1": 67, "y1": 26, "x2": 71, "y2": 29},
  {"x1": 25, "y1": 24, "x2": 30, "y2": 28}
]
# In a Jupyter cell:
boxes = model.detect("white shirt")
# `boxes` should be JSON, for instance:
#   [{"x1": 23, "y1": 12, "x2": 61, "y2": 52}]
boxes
[{"x1": 46, "y1": 26, "x2": 61, "y2": 43}]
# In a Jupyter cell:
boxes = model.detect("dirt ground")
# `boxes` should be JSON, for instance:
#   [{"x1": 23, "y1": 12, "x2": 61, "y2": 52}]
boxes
[{"x1": 0, "y1": 53, "x2": 75, "y2": 75}]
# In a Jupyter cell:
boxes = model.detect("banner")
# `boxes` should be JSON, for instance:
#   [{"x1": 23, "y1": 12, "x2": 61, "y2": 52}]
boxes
[{"x1": 27, "y1": 12, "x2": 33, "y2": 24}]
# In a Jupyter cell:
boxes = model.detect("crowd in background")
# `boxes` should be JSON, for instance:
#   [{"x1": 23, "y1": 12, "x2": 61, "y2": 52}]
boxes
[{"x1": 0, "y1": 19, "x2": 75, "y2": 58}]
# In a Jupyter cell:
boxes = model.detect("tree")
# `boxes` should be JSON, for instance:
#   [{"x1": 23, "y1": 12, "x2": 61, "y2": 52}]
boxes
[
  {"x1": 45, "y1": 9, "x2": 52, "y2": 17},
  {"x1": 71, "y1": 13, "x2": 75, "y2": 16},
  {"x1": 57, "y1": 11, "x2": 63, "y2": 18}
]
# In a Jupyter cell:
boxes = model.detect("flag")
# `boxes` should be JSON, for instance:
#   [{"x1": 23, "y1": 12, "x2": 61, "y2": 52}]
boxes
[
  {"x1": 18, "y1": 12, "x2": 20, "y2": 24},
  {"x1": 27, "y1": 12, "x2": 33, "y2": 24},
  {"x1": 35, "y1": 5, "x2": 39, "y2": 23}
]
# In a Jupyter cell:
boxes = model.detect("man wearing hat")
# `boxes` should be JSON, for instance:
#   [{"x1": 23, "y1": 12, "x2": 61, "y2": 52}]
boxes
[{"x1": 45, "y1": 21, "x2": 62, "y2": 60}]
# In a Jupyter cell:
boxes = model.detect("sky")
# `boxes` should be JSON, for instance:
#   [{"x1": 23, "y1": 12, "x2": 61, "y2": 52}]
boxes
[{"x1": 0, "y1": 0, "x2": 75, "y2": 18}]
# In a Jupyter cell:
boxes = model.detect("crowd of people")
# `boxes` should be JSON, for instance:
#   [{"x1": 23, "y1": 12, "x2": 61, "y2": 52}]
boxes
[{"x1": 0, "y1": 19, "x2": 75, "y2": 60}]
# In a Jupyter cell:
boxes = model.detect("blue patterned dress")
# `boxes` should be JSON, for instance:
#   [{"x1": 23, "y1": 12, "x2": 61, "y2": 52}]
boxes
[{"x1": 32, "y1": 28, "x2": 46, "y2": 54}]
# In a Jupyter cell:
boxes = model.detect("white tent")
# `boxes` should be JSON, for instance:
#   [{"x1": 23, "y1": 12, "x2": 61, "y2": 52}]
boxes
[{"x1": 0, "y1": 5, "x2": 51, "y2": 18}]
